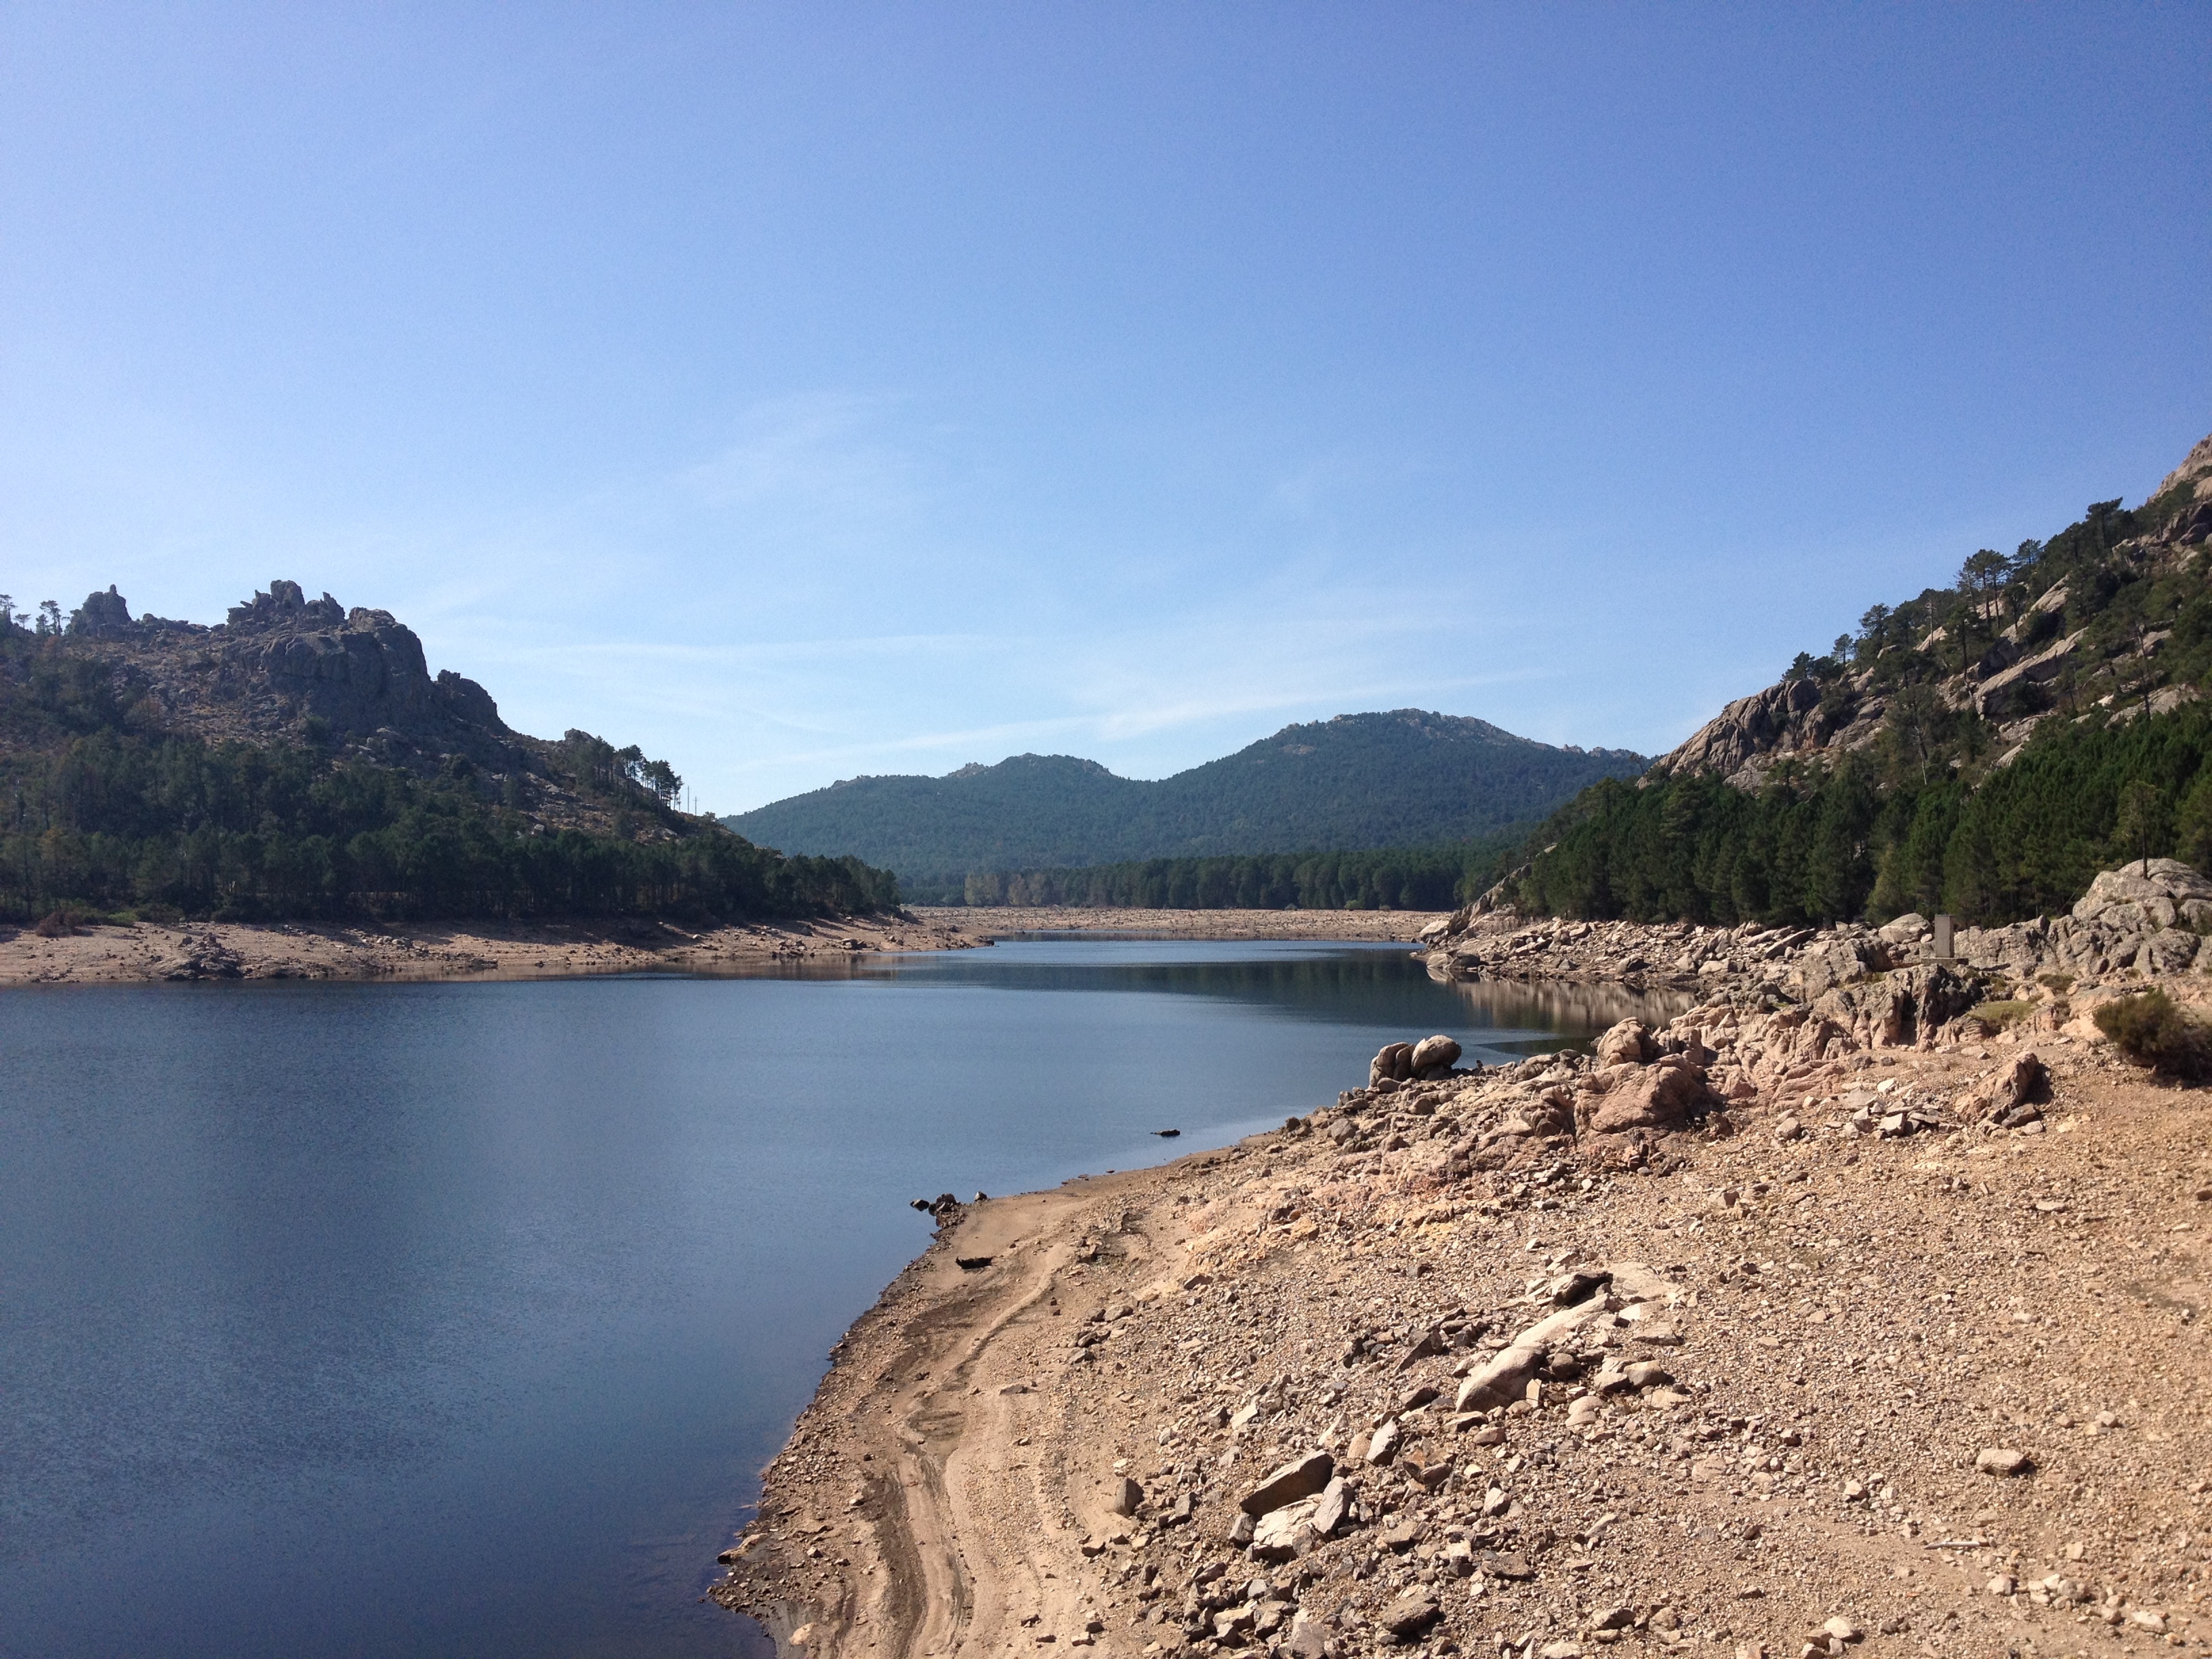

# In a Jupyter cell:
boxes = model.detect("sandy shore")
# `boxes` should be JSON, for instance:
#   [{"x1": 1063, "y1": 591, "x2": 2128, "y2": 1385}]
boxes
[
  {"x1": 920, "y1": 907, "x2": 1450, "y2": 942},
  {"x1": 715, "y1": 989, "x2": 2212, "y2": 1659},
  {"x1": 0, "y1": 911, "x2": 983, "y2": 987}
]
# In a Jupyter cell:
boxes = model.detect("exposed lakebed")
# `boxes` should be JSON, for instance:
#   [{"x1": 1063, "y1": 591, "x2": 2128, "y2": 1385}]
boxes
[{"x1": 0, "y1": 937, "x2": 1678, "y2": 1658}]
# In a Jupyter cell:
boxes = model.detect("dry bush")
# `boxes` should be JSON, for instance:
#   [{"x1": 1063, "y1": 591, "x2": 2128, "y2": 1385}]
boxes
[{"x1": 2093, "y1": 989, "x2": 2212, "y2": 1081}]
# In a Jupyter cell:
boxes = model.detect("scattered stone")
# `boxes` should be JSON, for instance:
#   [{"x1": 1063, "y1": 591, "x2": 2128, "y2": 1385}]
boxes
[
  {"x1": 1479, "y1": 1549, "x2": 1534, "y2": 1580},
  {"x1": 1249, "y1": 1496, "x2": 1322, "y2": 1562},
  {"x1": 1376, "y1": 1593, "x2": 1441, "y2": 1640},
  {"x1": 1975, "y1": 1448, "x2": 2032, "y2": 1476},
  {"x1": 1283, "y1": 1608, "x2": 1328, "y2": 1659},
  {"x1": 1238, "y1": 1451, "x2": 1334, "y2": 1517}
]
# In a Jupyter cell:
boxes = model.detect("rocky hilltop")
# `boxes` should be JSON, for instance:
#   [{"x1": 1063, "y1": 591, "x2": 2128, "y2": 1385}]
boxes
[
  {"x1": 1647, "y1": 432, "x2": 2212, "y2": 790},
  {"x1": 0, "y1": 580, "x2": 901, "y2": 923},
  {"x1": 23, "y1": 579, "x2": 670, "y2": 840},
  {"x1": 61, "y1": 578, "x2": 518, "y2": 766}
]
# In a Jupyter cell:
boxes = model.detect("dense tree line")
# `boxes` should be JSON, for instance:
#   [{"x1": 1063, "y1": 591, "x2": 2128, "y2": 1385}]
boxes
[
  {"x1": 936, "y1": 836, "x2": 1521, "y2": 912},
  {"x1": 0, "y1": 636, "x2": 897, "y2": 924},
  {"x1": 1515, "y1": 672, "x2": 2212, "y2": 927},
  {"x1": 1508, "y1": 480, "x2": 2212, "y2": 928}
]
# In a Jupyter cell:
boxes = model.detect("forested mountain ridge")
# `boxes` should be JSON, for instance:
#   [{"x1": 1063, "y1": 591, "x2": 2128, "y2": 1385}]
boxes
[
  {"x1": 0, "y1": 580, "x2": 899, "y2": 922},
  {"x1": 1503, "y1": 426, "x2": 2212, "y2": 928},
  {"x1": 1647, "y1": 431, "x2": 2212, "y2": 789},
  {"x1": 724, "y1": 710, "x2": 1646, "y2": 885}
]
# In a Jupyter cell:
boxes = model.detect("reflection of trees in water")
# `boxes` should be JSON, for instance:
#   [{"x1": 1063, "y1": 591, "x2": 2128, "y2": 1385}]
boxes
[
  {"x1": 1447, "y1": 979, "x2": 1691, "y2": 1045},
  {"x1": 695, "y1": 947, "x2": 1690, "y2": 1052}
]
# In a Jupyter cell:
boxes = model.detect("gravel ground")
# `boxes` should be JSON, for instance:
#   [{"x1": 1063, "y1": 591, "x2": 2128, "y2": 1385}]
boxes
[{"x1": 715, "y1": 993, "x2": 2212, "y2": 1659}]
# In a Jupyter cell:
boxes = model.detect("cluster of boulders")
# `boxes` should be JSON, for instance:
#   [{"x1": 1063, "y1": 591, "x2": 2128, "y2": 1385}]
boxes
[
  {"x1": 158, "y1": 932, "x2": 245, "y2": 981},
  {"x1": 1952, "y1": 859, "x2": 2212, "y2": 981},
  {"x1": 1367, "y1": 1036, "x2": 1462, "y2": 1089},
  {"x1": 1338, "y1": 976, "x2": 2063, "y2": 1179},
  {"x1": 1428, "y1": 860, "x2": 2212, "y2": 1013},
  {"x1": 1422, "y1": 914, "x2": 1836, "y2": 1001}
]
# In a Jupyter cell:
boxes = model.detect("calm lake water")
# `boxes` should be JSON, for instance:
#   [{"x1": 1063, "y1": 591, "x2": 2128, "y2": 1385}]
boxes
[{"x1": 0, "y1": 937, "x2": 1676, "y2": 1658}]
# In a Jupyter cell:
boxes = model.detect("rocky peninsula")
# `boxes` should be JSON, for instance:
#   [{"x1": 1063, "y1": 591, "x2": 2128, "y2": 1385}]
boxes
[{"x1": 714, "y1": 865, "x2": 2212, "y2": 1659}]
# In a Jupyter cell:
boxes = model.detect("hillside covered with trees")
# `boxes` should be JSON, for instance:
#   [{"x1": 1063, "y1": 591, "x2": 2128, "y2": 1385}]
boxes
[
  {"x1": 936, "y1": 834, "x2": 1522, "y2": 912},
  {"x1": 0, "y1": 583, "x2": 899, "y2": 924},
  {"x1": 727, "y1": 711, "x2": 1644, "y2": 888},
  {"x1": 1502, "y1": 430, "x2": 2212, "y2": 928}
]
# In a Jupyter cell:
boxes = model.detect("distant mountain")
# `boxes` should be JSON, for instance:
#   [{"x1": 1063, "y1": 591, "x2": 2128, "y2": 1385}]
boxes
[{"x1": 724, "y1": 711, "x2": 1647, "y2": 882}]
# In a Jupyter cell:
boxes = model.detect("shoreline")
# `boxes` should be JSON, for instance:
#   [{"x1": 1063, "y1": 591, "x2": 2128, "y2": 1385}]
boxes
[
  {"x1": 0, "y1": 911, "x2": 983, "y2": 988},
  {"x1": 917, "y1": 906, "x2": 1450, "y2": 943},
  {"x1": 0, "y1": 905, "x2": 1448, "y2": 989},
  {"x1": 714, "y1": 951, "x2": 2212, "y2": 1659}
]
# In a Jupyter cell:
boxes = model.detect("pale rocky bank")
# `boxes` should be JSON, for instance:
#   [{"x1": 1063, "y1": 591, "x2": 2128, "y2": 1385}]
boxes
[
  {"x1": 0, "y1": 903, "x2": 1439, "y2": 988},
  {"x1": 0, "y1": 910, "x2": 981, "y2": 987},
  {"x1": 715, "y1": 867, "x2": 2212, "y2": 1659}
]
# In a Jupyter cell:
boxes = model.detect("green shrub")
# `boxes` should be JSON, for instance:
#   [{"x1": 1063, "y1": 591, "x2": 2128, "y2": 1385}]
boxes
[
  {"x1": 2093, "y1": 989, "x2": 2212, "y2": 1080},
  {"x1": 1967, "y1": 1000, "x2": 2032, "y2": 1029}
]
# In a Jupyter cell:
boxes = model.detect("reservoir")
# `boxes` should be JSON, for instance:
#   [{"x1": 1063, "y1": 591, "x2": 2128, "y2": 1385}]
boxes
[{"x1": 0, "y1": 936, "x2": 1677, "y2": 1658}]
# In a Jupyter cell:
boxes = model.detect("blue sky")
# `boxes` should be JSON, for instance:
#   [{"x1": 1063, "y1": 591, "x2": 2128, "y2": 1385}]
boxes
[{"x1": 3, "y1": 5, "x2": 2207, "y2": 814}]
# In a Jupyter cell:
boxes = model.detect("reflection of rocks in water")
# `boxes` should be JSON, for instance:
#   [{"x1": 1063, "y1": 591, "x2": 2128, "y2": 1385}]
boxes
[{"x1": 1446, "y1": 977, "x2": 1692, "y2": 1046}]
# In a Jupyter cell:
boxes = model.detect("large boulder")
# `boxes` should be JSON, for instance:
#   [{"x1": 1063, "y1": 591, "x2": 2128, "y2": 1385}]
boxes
[
  {"x1": 1239, "y1": 1450, "x2": 1334, "y2": 1517},
  {"x1": 1378, "y1": 1595, "x2": 1441, "y2": 1640},
  {"x1": 1408, "y1": 1034, "x2": 1462, "y2": 1075},
  {"x1": 67, "y1": 585, "x2": 133, "y2": 638},
  {"x1": 1454, "y1": 1290, "x2": 1614, "y2": 1412},
  {"x1": 1812, "y1": 962, "x2": 1980, "y2": 1049},
  {"x1": 2073, "y1": 859, "x2": 2212, "y2": 933},
  {"x1": 1578, "y1": 1056, "x2": 1712, "y2": 1135},
  {"x1": 1959, "y1": 1052, "x2": 2049, "y2": 1126},
  {"x1": 1793, "y1": 932, "x2": 1889, "y2": 998},
  {"x1": 1369, "y1": 1043, "x2": 1414, "y2": 1086},
  {"x1": 1248, "y1": 1476, "x2": 1349, "y2": 1562},
  {"x1": 1876, "y1": 912, "x2": 1930, "y2": 946},
  {"x1": 1593, "y1": 1019, "x2": 1654, "y2": 1067}
]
